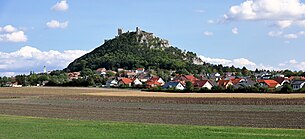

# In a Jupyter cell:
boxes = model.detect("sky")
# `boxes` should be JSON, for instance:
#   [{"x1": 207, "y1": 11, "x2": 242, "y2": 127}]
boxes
[{"x1": 1, "y1": 0, "x2": 305, "y2": 76}]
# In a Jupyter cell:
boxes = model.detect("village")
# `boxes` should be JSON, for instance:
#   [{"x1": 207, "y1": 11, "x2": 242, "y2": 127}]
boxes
[{"x1": 64, "y1": 67, "x2": 305, "y2": 93}]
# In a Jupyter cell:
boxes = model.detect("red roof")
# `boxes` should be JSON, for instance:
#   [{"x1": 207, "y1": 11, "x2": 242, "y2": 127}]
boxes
[
  {"x1": 194, "y1": 80, "x2": 211, "y2": 87},
  {"x1": 258, "y1": 80, "x2": 279, "y2": 88},
  {"x1": 218, "y1": 80, "x2": 231, "y2": 87},
  {"x1": 288, "y1": 76, "x2": 305, "y2": 81},
  {"x1": 120, "y1": 78, "x2": 133, "y2": 84},
  {"x1": 230, "y1": 78, "x2": 245, "y2": 85}
]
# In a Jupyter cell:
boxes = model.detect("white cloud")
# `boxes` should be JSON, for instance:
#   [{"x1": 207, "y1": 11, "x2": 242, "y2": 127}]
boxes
[
  {"x1": 268, "y1": 31, "x2": 282, "y2": 37},
  {"x1": 279, "y1": 59, "x2": 305, "y2": 70},
  {"x1": 276, "y1": 20, "x2": 293, "y2": 28},
  {"x1": 284, "y1": 33, "x2": 298, "y2": 39},
  {"x1": 225, "y1": 0, "x2": 305, "y2": 21},
  {"x1": 51, "y1": 0, "x2": 69, "y2": 11},
  {"x1": 200, "y1": 55, "x2": 305, "y2": 71},
  {"x1": 0, "y1": 25, "x2": 28, "y2": 42},
  {"x1": 3, "y1": 25, "x2": 17, "y2": 33},
  {"x1": 298, "y1": 31, "x2": 305, "y2": 35},
  {"x1": 199, "y1": 56, "x2": 258, "y2": 70},
  {"x1": 46, "y1": 20, "x2": 68, "y2": 29},
  {"x1": 289, "y1": 59, "x2": 298, "y2": 64},
  {"x1": 195, "y1": 9, "x2": 205, "y2": 13},
  {"x1": 224, "y1": 0, "x2": 305, "y2": 28},
  {"x1": 203, "y1": 31, "x2": 213, "y2": 36},
  {"x1": 207, "y1": 20, "x2": 215, "y2": 24},
  {"x1": 232, "y1": 27, "x2": 239, "y2": 34},
  {"x1": 0, "y1": 46, "x2": 89, "y2": 76}
]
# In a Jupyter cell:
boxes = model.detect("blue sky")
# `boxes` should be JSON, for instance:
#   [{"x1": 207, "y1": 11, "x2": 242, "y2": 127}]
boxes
[{"x1": 1, "y1": 0, "x2": 305, "y2": 76}]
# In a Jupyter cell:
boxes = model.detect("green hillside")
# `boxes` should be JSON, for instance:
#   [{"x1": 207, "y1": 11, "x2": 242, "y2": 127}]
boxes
[{"x1": 65, "y1": 28, "x2": 203, "y2": 72}]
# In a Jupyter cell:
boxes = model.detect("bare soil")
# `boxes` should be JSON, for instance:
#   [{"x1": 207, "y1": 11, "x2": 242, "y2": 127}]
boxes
[{"x1": 0, "y1": 87, "x2": 305, "y2": 129}]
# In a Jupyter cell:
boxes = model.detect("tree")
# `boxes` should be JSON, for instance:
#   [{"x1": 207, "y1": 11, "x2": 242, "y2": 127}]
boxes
[
  {"x1": 185, "y1": 81, "x2": 193, "y2": 91},
  {"x1": 279, "y1": 84, "x2": 293, "y2": 93}
]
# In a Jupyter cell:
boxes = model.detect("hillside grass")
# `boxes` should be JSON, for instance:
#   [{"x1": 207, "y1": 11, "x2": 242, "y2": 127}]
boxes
[{"x1": 0, "y1": 115, "x2": 304, "y2": 139}]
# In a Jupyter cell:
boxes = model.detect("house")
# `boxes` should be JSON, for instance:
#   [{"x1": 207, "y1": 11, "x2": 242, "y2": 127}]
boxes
[
  {"x1": 105, "y1": 78, "x2": 118, "y2": 87},
  {"x1": 287, "y1": 76, "x2": 305, "y2": 81},
  {"x1": 117, "y1": 68, "x2": 124, "y2": 72},
  {"x1": 145, "y1": 77, "x2": 165, "y2": 88},
  {"x1": 136, "y1": 68, "x2": 145, "y2": 74},
  {"x1": 68, "y1": 72, "x2": 81, "y2": 80},
  {"x1": 274, "y1": 77, "x2": 290, "y2": 86},
  {"x1": 231, "y1": 78, "x2": 246, "y2": 85},
  {"x1": 217, "y1": 79, "x2": 233, "y2": 89},
  {"x1": 163, "y1": 81, "x2": 185, "y2": 90},
  {"x1": 96, "y1": 68, "x2": 107, "y2": 75},
  {"x1": 12, "y1": 82, "x2": 22, "y2": 88},
  {"x1": 233, "y1": 78, "x2": 256, "y2": 88},
  {"x1": 194, "y1": 80, "x2": 214, "y2": 90},
  {"x1": 125, "y1": 72, "x2": 137, "y2": 78},
  {"x1": 137, "y1": 73, "x2": 151, "y2": 82},
  {"x1": 131, "y1": 78, "x2": 142, "y2": 86},
  {"x1": 291, "y1": 80, "x2": 305, "y2": 90},
  {"x1": 173, "y1": 74, "x2": 198, "y2": 84},
  {"x1": 258, "y1": 80, "x2": 281, "y2": 88},
  {"x1": 118, "y1": 78, "x2": 133, "y2": 87}
]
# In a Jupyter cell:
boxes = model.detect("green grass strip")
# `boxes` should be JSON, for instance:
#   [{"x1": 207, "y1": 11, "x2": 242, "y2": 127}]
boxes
[{"x1": 0, "y1": 115, "x2": 304, "y2": 139}]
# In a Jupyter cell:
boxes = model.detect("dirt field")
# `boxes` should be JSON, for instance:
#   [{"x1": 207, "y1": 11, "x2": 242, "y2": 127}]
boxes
[{"x1": 0, "y1": 87, "x2": 305, "y2": 129}]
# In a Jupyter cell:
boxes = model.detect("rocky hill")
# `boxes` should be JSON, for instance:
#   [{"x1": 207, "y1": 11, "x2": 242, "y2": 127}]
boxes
[{"x1": 65, "y1": 27, "x2": 203, "y2": 72}]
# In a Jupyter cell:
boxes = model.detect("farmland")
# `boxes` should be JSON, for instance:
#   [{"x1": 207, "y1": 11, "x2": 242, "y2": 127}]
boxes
[{"x1": 0, "y1": 87, "x2": 305, "y2": 129}]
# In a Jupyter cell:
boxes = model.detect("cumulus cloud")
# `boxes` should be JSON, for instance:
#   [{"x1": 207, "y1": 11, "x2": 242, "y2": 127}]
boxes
[
  {"x1": 284, "y1": 33, "x2": 298, "y2": 39},
  {"x1": 276, "y1": 20, "x2": 294, "y2": 28},
  {"x1": 225, "y1": 0, "x2": 305, "y2": 21},
  {"x1": 207, "y1": 20, "x2": 215, "y2": 24},
  {"x1": 0, "y1": 46, "x2": 89, "y2": 76},
  {"x1": 200, "y1": 55, "x2": 305, "y2": 71},
  {"x1": 51, "y1": 0, "x2": 69, "y2": 11},
  {"x1": 46, "y1": 20, "x2": 68, "y2": 29},
  {"x1": 224, "y1": 0, "x2": 305, "y2": 29},
  {"x1": 0, "y1": 25, "x2": 27, "y2": 42},
  {"x1": 203, "y1": 31, "x2": 213, "y2": 36},
  {"x1": 279, "y1": 59, "x2": 305, "y2": 70},
  {"x1": 232, "y1": 27, "x2": 239, "y2": 34},
  {"x1": 268, "y1": 31, "x2": 282, "y2": 37},
  {"x1": 199, "y1": 56, "x2": 257, "y2": 69}
]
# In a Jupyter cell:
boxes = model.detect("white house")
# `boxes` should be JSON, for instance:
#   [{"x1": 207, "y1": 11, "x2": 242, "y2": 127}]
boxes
[
  {"x1": 291, "y1": 80, "x2": 305, "y2": 90},
  {"x1": 106, "y1": 79, "x2": 118, "y2": 87},
  {"x1": 132, "y1": 78, "x2": 143, "y2": 86},
  {"x1": 163, "y1": 82, "x2": 185, "y2": 90},
  {"x1": 194, "y1": 80, "x2": 213, "y2": 90}
]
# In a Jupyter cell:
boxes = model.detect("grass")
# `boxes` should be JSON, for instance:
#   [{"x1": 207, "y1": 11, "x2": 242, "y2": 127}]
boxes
[{"x1": 0, "y1": 115, "x2": 304, "y2": 139}]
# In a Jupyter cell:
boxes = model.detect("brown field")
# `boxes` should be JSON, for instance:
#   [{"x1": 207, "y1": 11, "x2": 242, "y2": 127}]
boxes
[{"x1": 0, "y1": 87, "x2": 305, "y2": 129}]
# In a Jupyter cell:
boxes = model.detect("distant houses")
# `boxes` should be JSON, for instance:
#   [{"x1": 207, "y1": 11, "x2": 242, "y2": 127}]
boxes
[{"x1": 56, "y1": 67, "x2": 305, "y2": 92}]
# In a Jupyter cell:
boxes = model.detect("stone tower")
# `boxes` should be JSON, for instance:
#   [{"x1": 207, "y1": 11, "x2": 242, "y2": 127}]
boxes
[
  {"x1": 118, "y1": 28, "x2": 123, "y2": 36},
  {"x1": 136, "y1": 27, "x2": 141, "y2": 35}
]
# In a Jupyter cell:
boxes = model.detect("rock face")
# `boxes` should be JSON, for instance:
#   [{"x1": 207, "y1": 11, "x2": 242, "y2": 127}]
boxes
[{"x1": 65, "y1": 27, "x2": 203, "y2": 72}]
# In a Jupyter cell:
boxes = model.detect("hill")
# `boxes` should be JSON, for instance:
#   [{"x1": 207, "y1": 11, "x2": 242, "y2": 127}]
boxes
[{"x1": 65, "y1": 27, "x2": 203, "y2": 72}]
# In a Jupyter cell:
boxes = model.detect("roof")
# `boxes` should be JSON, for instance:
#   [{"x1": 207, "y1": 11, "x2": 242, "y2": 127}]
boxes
[
  {"x1": 96, "y1": 68, "x2": 106, "y2": 72},
  {"x1": 137, "y1": 68, "x2": 145, "y2": 71},
  {"x1": 291, "y1": 80, "x2": 305, "y2": 85},
  {"x1": 183, "y1": 75, "x2": 198, "y2": 81},
  {"x1": 258, "y1": 80, "x2": 279, "y2": 88},
  {"x1": 163, "y1": 82, "x2": 182, "y2": 88},
  {"x1": 288, "y1": 76, "x2": 305, "y2": 81},
  {"x1": 120, "y1": 78, "x2": 133, "y2": 84},
  {"x1": 218, "y1": 80, "x2": 231, "y2": 87},
  {"x1": 194, "y1": 80, "x2": 212, "y2": 87},
  {"x1": 230, "y1": 78, "x2": 244, "y2": 85}
]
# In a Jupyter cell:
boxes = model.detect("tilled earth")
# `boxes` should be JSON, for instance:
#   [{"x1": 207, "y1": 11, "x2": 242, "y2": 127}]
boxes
[{"x1": 0, "y1": 87, "x2": 305, "y2": 129}]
